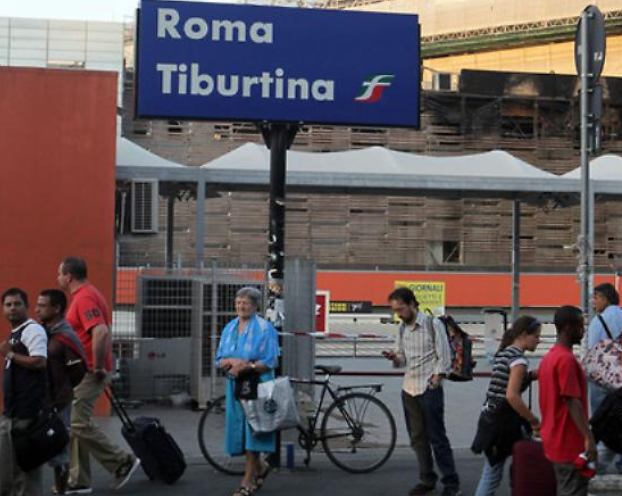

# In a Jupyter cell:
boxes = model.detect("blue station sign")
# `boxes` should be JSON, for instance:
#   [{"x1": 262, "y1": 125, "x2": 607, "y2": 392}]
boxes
[{"x1": 136, "y1": 0, "x2": 420, "y2": 128}]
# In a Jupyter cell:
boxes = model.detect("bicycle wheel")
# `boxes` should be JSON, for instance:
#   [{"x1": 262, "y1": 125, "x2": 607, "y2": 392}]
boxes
[
  {"x1": 321, "y1": 392, "x2": 396, "y2": 474},
  {"x1": 197, "y1": 396, "x2": 245, "y2": 475}
]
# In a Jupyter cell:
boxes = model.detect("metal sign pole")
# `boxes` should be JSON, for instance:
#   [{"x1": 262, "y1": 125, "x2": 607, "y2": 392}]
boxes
[
  {"x1": 575, "y1": 5, "x2": 605, "y2": 317},
  {"x1": 261, "y1": 123, "x2": 298, "y2": 328},
  {"x1": 579, "y1": 9, "x2": 591, "y2": 315},
  {"x1": 260, "y1": 122, "x2": 298, "y2": 468}
]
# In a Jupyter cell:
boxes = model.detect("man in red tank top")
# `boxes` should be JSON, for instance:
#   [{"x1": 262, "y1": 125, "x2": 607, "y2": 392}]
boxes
[{"x1": 58, "y1": 257, "x2": 140, "y2": 495}]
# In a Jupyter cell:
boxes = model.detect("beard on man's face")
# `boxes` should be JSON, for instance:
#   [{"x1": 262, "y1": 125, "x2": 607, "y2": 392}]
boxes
[{"x1": 401, "y1": 308, "x2": 416, "y2": 323}]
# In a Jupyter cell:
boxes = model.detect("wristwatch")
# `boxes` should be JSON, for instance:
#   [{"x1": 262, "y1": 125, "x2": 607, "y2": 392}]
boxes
[{"x1": 6, "y1": 351, "x2": 14, "y2": 361}]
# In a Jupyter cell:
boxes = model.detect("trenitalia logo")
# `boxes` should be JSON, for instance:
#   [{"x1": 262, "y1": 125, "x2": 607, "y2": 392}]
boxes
[{"x1": 354, "y1": 74, "x2": 395, "y2": 103}]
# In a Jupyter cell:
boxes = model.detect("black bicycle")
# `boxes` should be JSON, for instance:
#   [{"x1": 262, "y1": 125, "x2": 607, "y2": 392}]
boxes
[{"x1": 198, "y1": 365, "x2": 396, "y2": 475}]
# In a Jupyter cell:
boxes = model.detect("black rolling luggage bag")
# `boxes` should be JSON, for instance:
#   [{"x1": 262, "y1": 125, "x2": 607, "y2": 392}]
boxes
[{"x1": 106, "y1": 388, "x2": 186, "y2": 484}]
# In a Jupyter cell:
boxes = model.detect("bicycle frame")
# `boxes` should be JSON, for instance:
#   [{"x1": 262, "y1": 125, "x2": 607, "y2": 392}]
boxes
[
  {"x1": 197, "y1": 374, "x2": 395, "y2": 475},
  {"x1": 290, "y1": 375, "x2": 382, "y2": 457},
  {"x1": 291, "y1": 375, "x2": 337, "y2": 437}
]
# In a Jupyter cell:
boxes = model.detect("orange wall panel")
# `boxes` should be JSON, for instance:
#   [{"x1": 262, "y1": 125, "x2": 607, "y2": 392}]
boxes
[
  {"x1": 0, "y1": 67, "x2": 117, "y2": 413},
  {"x1": 316, "y1": 271, "x2": 618, "y2": 308},
  {"x1": 117, "y1": 267, "x2": 619, "y2": 309}
]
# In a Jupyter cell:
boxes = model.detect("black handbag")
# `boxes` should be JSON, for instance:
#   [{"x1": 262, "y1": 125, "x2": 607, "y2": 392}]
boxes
[
  {"x1": 9, "y1": 340, "x2": 69, "y2": 472},
  {"x1": 234, "y1": 369, "x2": 260, "y2": 400},
  {"x1": 591, "y1": 387, "x2": 622, "y2": 453},
  {"x1": 11, "y1": 409, "x2": 69, "y2": 471}
]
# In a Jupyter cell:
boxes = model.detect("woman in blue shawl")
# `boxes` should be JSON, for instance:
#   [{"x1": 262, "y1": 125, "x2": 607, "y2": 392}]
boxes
[{"x1": 216, "y1": 286, "x2": 280, "y2": 496}]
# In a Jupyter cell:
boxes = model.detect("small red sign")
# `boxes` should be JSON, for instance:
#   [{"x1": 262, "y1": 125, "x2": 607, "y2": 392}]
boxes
[{"x1": 315, "y1": 291, "x2": 330, "y2": 333}]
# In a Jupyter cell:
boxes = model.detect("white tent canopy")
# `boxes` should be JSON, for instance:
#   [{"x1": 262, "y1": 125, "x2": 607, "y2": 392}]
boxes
[
  {"x1": 562, "y1": 154, "x2": 622, "y2": 195},
  {"x1": 116, "y1": 137, "x2": 185, "y2": 169},
  {"x1": 198, "y1": 142, "x2": 576, "y2": 199},
  {"x1": 116, "y1": 137, "x2": 200, "y2": 182},
  {"x1": 563, "y1": 155, "x2": 622, "y2": 180},
  {"x1": 202, "y1": 143, "x2": 556, "y2": 179}
]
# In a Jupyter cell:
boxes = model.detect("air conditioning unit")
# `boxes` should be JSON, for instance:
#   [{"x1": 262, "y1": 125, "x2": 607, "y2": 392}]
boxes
[
  {"x1": 432, "y1": 72, "x2": 452, "y2": 92},
  {"x1": 131, "y1": 179, "x2": 158, "y2": 233},
  {"x1": 124, "y1": 338, "x2": 192, "y2": 400},
  {"x1": 136, "y1": 273, "x2": 263, "y2": 406}
]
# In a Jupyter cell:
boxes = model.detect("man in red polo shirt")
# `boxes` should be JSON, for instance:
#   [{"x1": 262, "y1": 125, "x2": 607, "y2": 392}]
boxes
[
  {"x1": 58, "y1": 257, "x2": 140, "y2": 494},
  {"x1": 538, "y1": 305, "x2": 597, "y2": 496}
]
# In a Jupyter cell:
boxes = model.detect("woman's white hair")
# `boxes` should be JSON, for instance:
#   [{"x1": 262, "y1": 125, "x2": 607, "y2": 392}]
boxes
[{"x1": 236, "y1": 286, "x2": 262, "y2": 309}]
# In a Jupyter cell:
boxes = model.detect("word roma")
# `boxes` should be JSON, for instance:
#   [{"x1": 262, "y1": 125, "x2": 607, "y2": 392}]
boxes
[
  {"x1": 157, "y1": 8, "x2": 273, "y2": 43},
  {"x1": 157, "y1": 63, "x2": 335, "y2": 101}
]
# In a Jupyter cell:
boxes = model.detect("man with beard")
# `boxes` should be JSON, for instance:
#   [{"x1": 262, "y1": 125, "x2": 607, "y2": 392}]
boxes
[
  {"x1": 0, "y1": 287, "x2": 48, "y2": 495},
  {"x1": 539, "y1": 305, "x2": 597, "y2": 496}
]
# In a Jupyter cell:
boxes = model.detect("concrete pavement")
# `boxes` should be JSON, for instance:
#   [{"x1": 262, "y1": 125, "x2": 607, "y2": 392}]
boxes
[
  {"x1": 44, "y1": 404, "x2": 502, "y2": 496},
  {"x1": 45, "y1": 446, "x2": 505, "y2": 496},
  {"x1": 38, "y1": 369, "x2": 622, "y2": 495},
  {"x1": 39, "y1": 404, "x2": 622, "y2": 495}
]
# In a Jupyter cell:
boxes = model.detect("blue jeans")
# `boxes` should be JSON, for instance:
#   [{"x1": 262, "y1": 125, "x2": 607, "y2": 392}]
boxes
[
  {"x1": 590, "y1": 380, "x2": 610, "y2": 416},
  {"x1": 474, "y1": 459, "x2": 505, "y2": 496},
  {"x1": 402, "y1": 387, "x2": 460, "y2": 489}
]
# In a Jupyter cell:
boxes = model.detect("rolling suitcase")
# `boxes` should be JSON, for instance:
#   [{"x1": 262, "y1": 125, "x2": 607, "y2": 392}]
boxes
[
  {"x1": 510, "y1": 439, "x2": 557, "y2": 496},
  {"x1": 510, "y1": 385, "x2": 556, "y2": 496},
  {"x1": 106, "y1": 388, "x2": 186, "y2": 484}
]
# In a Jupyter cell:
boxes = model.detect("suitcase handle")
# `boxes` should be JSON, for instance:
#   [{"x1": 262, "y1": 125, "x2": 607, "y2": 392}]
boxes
[{"x1": 105, "y1": 386, "x2": 135, "y2": 432}]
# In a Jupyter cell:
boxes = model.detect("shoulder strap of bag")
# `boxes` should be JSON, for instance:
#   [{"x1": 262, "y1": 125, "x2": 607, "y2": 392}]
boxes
[
  {"x1": 425, "y1": 315, "x2": 439, "y2": 359},
  {"x1": 53, "y1": 333, "x2": 88, "y2": 364},
  {"x1": 597, "y1": 314, "x2": 614, "y2": 340}
]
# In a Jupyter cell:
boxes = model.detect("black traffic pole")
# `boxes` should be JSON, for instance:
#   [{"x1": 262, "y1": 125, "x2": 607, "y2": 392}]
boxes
[{"x1": 260, "y1": 122, "x2": 298, "y2": 468}]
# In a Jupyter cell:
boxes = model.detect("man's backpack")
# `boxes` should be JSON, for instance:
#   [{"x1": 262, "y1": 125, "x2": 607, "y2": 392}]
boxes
[
  {"x1": 53, "y1": 333, "x2": 88, "y2": 387},
  {"x1": 438, "y1": 315, "x2": 476, "y2": 382}
]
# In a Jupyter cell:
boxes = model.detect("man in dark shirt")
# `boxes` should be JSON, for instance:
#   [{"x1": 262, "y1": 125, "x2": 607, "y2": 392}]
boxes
[
  {"x1": 0, "y1": 287, "x2": 48, "y2": 496},
  {"x1": 36, "y1": 289, "x2": 87, "y2": 495}
]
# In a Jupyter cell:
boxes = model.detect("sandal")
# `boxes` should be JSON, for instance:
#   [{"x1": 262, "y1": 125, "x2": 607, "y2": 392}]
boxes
[
  {"x1": 253, "y1": 462, "x2": 272, "y2": 491},
  {"x1": 232, "y1": 487, "x2": 255, "y2": 496}
]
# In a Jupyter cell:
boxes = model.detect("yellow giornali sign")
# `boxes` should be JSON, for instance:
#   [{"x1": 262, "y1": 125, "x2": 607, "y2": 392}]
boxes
[{"x1": 394, "y1": 281, "x2": 446, "y2": 316}]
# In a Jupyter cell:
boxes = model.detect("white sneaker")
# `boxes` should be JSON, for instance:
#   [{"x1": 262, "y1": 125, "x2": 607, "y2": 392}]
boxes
[
  {"x1": 65, "y1": 487, "x2": 93, "y2": 495},
  {"x1": 112, "y1": 456, "x2": 141, "y2": 490}
]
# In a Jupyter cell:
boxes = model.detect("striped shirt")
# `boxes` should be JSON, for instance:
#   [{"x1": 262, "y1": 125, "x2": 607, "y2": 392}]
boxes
[
  {"x1": 394, "y1": 312, "x2": 452, "y2": 397},
  {"x1": 485, "y1": 345, "x2": 528, "y2": 406}
]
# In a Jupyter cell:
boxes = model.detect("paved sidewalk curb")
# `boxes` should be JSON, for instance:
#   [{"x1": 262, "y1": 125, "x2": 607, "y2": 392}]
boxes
[{"x1": 589, "y1": 474, "x2": 622, "y2": 494}]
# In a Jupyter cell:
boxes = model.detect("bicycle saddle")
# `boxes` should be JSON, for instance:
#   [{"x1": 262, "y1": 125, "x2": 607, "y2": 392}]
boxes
[{"x1": 314, "y1": 365, "x2": 342, "y2": 375}]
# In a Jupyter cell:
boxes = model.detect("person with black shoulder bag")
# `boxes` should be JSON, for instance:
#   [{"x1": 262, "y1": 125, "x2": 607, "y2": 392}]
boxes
[
  {"x1": 36, "y1": 289, "x2": 88, "y2": 495},
  {"x1": 0, "y1": 287, "x2": 50, "y2": 496}
]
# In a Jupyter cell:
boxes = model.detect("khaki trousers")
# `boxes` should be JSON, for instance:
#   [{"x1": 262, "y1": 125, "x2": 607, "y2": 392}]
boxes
[
  {"x1": 69, "y1": 373, "x2": 128, "y2": 487},
  {"x1": 0, "y1": 416, "x2": 43, "y2": 496}
]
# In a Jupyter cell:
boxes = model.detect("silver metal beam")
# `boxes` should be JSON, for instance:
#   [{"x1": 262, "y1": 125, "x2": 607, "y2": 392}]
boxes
[
  {"x1": 195, "y1": 180, "x2": 206, "y2": 269},
  {"x1": 511, "y1": 200, "x2": 521, "y2": 322},
  {"x1": 165, "y1": 194, "x2": 175, "y2": 269}
]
